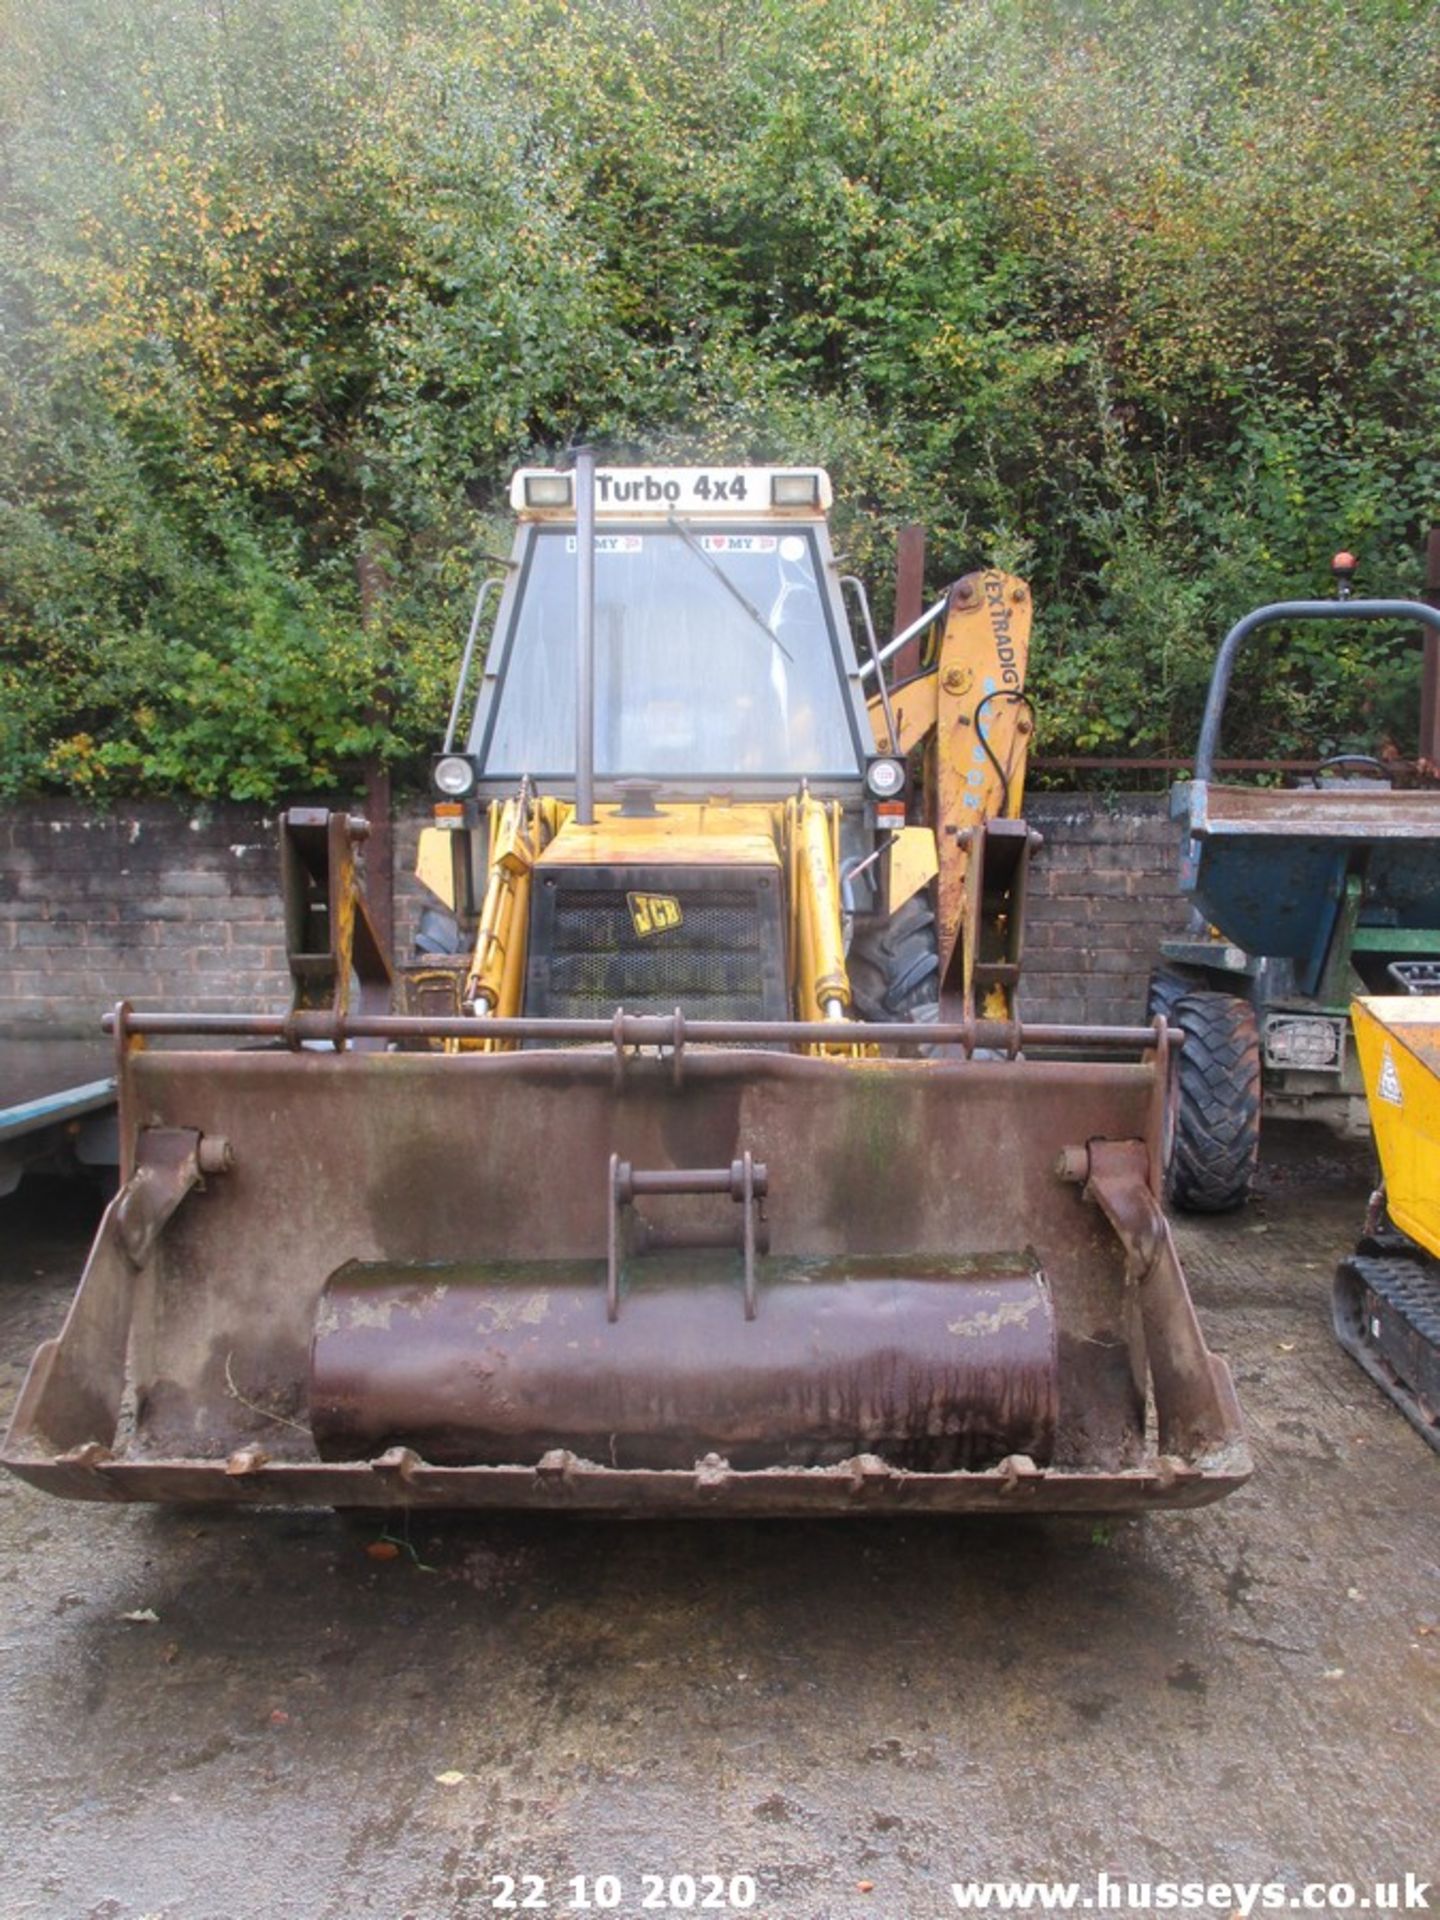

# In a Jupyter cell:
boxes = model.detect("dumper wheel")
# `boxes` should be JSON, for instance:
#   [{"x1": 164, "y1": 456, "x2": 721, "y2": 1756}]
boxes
[
  {"x1": 1170, "y1": 991, "x2": 1262, "y2": 1214},
  {"x1": 847, "y1": 895, "x2": 939, "y2": 1024},
  {"x1": 1146, "y1": 969, "x2": 1192, "y2": 1025}
]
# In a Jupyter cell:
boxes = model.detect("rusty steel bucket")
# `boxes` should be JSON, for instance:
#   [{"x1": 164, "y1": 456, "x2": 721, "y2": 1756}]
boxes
[{"x1": 1, "y1": 1009, "x2": 1250, "y2": 1515}]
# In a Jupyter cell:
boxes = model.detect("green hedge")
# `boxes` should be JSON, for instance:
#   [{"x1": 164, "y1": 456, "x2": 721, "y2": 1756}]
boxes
[{"x1": 2, "y1": 0, "x2": 1436, "y2": 799}]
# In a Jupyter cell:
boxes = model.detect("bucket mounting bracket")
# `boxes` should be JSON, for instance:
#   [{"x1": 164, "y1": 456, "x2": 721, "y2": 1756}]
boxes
[
  {"x1": 607, "y1": 1152, "x2": 769, "y2": 1323},
  {"x1": 115, "y1": 1127, "x2": 233, "y2": 1268}
]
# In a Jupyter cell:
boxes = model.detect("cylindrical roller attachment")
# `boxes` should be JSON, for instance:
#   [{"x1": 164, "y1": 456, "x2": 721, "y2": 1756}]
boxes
[{"x1": 310, "y1": 1259, "x2": 1058, "y2": 1473}]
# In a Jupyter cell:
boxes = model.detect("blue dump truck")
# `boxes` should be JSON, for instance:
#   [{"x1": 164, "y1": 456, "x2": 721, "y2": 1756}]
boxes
[
  {"x1": 0, "y1": 1054, "x2": 116, "y2": 1199},
  {"x1": 1150, "y1": 578, "x2": 1440, "y2": 1211}
]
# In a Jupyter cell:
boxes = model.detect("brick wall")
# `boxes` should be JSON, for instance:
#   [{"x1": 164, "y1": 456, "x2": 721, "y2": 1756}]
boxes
[
  {"x1": 0, "y1": 794, "x2": 1188, "y2": 1048},
  {"x1": 1020, "y1": 794, "x2": 1187, "y2": 1027},
  {"x1": 2, "y1": 803, "x2": 291, "y2": 1035}
]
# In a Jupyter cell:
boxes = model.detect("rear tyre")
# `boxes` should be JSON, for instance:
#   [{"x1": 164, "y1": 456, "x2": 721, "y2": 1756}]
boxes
[
  {"x1": 415, "y1": 905, "x2": 465, "y2": 957},
  {"x1": 847, "y1": 895, "x2": 940, "y2": 1024},
  {"x1": 1170, "y1": 991, "x2": 1262, "y2": 1214}
]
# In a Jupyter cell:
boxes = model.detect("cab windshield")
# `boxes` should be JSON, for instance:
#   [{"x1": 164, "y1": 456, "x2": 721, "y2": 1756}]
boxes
[{"x1": 476, "y1": 526, "x2": 863, "y2": 780}]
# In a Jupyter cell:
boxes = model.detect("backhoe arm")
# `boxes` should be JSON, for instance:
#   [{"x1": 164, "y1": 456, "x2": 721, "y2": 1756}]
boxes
[{"x1": 866, "y1": 570, "x2": 1037, "y2": 1018}]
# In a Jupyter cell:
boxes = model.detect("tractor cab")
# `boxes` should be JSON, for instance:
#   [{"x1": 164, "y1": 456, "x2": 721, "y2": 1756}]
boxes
[
  {"x1": 412, "y1": 461, "x2": 1041, "y2": 1034},
  {"x1": 471, "y1": 466, "x2": 871, "y2": 794},
  {"x1": 415, "y1": 465, "x2": 915, "y2": 1033}
]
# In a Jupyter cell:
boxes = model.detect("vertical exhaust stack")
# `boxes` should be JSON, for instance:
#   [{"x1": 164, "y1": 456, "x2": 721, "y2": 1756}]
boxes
[{"x1": 574, "y1": 444, "x2": 597, "y2": 826}]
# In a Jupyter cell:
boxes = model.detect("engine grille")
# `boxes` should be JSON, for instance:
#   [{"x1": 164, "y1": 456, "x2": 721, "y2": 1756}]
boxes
[{"x1": 526, "y1": 865, "x2": 788, "y2": 1023}]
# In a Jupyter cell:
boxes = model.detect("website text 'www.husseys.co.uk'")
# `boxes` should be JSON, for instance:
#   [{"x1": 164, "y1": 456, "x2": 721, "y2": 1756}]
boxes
[{"x1": 948, "y1": 1872, "x2": 1432, "y2": 1913}]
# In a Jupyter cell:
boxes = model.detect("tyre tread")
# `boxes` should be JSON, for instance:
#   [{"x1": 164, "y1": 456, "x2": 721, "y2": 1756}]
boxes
[
  {"x1": 848, "y1": 894, "x2": 939, "y2": 1023},
  {"x1": 1170, "y1": 989, "x2": 1262, "y2": 1213}
]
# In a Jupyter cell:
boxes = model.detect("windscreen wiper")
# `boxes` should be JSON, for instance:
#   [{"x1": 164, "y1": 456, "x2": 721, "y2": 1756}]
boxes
[{"x1": 666, "y1": 515, "x2": 793, "y2": 661}]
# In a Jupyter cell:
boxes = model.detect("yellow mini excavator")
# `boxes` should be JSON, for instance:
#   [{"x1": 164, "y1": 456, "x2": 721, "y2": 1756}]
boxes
[
  {"x1": 2, "y1": 457, "x2": 1249, "y2": 1516},
  {"x1": 1334, "y1": 995, "x2": 1440, "y2": 1451}
]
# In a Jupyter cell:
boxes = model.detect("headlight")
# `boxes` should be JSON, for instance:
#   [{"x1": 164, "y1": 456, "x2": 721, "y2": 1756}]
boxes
[
  {"x1": 865, "y1": 756, "x2": 906, "y2": 800},
  {"x1": 1263, "y1": 1013, "x2": 1344, "y2": 1072},
  {"x1": 523, "y1": 473, "x2": 574, "y2": 508},
  {"x1": 432, "y1": 754, "x2": 477, "y2": 798},
  {"x1": 770, "y1": 471, "x2": 821, "y2": 507}
]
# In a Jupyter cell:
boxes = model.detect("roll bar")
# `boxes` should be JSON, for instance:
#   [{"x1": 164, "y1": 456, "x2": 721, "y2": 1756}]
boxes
[{"x1": 1194, "y1": 599, "x2": 1440, "y2": 783}]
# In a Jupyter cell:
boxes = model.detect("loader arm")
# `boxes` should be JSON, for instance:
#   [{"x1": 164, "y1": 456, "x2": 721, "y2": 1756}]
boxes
[
  {"x1": 867, "y1": 571, "x2": 1036, "y2": 1017},
  {"x1": 461, "y1": 789, "x2": 569, "y2": 1046},
  {"x1": 279, "y1": 809, "x2": 393, "y2": 1037}
]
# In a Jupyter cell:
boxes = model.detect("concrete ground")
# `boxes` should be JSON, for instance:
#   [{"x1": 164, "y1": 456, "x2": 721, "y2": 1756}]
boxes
[{"x1": 0, "y1": 1131, "x2": 1435, "y2": 1920}]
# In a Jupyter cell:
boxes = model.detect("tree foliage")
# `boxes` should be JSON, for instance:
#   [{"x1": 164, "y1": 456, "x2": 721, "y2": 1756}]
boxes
[{"x1": 2, "y1": 0, "x2": 1437, "y2": 797}]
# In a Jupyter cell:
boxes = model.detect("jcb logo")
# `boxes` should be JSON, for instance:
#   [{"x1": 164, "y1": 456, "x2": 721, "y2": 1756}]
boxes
[{"x1": 627, "y1": 892, "x2": 684, "y2": 938}]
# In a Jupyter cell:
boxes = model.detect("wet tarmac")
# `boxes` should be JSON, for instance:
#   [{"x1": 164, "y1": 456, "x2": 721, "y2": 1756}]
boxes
[{"x1": 0, "y1": 1131, "x2": 1435, "y2": 1920}]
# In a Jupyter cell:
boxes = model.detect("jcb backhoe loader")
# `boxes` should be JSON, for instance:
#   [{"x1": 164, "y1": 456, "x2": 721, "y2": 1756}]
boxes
[{"x1": 2, "y1": 458, "x2": 1249, "y2": 1515}]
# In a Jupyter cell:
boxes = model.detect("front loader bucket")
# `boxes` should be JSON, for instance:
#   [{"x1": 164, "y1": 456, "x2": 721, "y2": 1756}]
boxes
[{"x1": 2, "y1": 1020, "x2": 1250, "y2": 1514}]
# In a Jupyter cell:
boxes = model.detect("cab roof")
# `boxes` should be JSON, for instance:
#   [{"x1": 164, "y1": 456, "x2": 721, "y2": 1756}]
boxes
[{"x1": 510, "y1": 465, "x2": 833, "y2": 519}]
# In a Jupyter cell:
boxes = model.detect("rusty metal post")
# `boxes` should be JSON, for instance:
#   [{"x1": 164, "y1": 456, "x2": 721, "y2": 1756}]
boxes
[
  {"x1": 574, "y1": 445, "x2": 598, "y2": 825},
  {"x1": 890, "y1": 523, "x2": 926, "y2": 680},
  {"x1": 357, "y1": 548, "x2": 394, "y2": 961},
  {"x1": 1423, "y1": 527, "x2": 1440, "y2": 766},
  {"x1": 362, "y1": 760, "x2": 393, "y2": 960}
]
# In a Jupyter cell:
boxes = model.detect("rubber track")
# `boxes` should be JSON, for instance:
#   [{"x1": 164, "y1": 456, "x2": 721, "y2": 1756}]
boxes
[
  {"x1": 1333, "y1": 1251, "x2": 1440, "y2": 1452},
  {"x1": 1170, "y1": 990, "x2": 1262, "y2": 1213}
]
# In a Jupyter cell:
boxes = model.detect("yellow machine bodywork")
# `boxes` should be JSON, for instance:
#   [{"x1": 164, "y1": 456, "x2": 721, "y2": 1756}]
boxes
[
  {"x1": 868, "y1": 569, "x2": 1033, "y2": 1016},
  {"x1": 419, "y1": 566, "x2": 1036, "y2": 1033},
  {"x1": 1332, "y1": 994, "x2": 1440, "y2": 1452},
  {"x1": 1351, "y1": 996, "x2": 1440, "y2": 1260},
  {"x1": 452, "y1": 794, "x2": 856, "y2": 1051}
]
